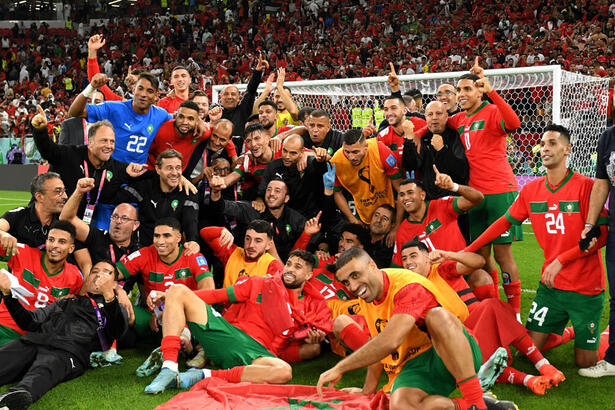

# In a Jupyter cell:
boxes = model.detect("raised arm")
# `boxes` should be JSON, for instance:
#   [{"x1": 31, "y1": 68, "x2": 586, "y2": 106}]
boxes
[
  {"x1": 433, "y1": 165, "x2": 483, "y2": 211},
  {"x1": 68, "y1": 73, "x2": 109, "y2": 118},
  {"x1": 59, "y1": 178, "x2": 95, "y2": 242}
]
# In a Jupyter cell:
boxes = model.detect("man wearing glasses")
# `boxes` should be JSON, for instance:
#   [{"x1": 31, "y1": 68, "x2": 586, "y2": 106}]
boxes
[{"x1": 436, "y1": 83, "x2": 461, "y2": 115}]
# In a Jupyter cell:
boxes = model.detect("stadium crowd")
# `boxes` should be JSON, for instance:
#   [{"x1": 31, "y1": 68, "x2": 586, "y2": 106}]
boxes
[{"x1": 0, "y1": 2, "x2": 614, "y2": 410}]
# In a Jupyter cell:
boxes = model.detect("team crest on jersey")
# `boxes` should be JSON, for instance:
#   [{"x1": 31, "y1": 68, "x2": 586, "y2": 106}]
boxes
[
  {"x1": 171, "y1": 200, "x2": 178, "y2": 211},
  {"x1": 147, "y1": 124, "x2": 154, "y2": 134},
  {"x1": 106, "y1": 171, "x2": 113, "y2": 182},
  {"x1": 285, "y1": 224, "x2": 292, "y2": 233},
  {"x1": 589, "y1": 322, "x2": 596, "y2": 335},
  {"x1": 191, "y1": 135, "x2": 200, "y2": 144}
]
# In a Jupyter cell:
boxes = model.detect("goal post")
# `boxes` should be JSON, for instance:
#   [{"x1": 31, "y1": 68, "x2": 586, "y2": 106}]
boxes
[{"x1": 213, "y1": 65, "x2": 609, "y2": 187}]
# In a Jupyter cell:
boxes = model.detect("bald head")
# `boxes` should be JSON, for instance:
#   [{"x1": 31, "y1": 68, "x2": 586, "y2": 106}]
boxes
[
  {"x1": 210, "y1": 119, "x2": 233, "y2": 151},
  {"x1": 281, "y1": 134, "x2": 305, "y2": 167},
  {"x1": 425, "y1": 101, "x2": 448, "y2": 134}
]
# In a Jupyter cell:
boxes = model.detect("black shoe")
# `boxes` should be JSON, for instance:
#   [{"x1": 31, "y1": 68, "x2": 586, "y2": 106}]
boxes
[
  {"x1": 0, "y1": 388, "x2": 32, "y2": 410},
  {"x1": 483, "y1": 392, "x2": 518, "y2": 410}
]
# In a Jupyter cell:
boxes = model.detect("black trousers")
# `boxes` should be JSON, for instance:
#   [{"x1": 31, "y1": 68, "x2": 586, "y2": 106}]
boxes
[{"x1": 0, "y1": 339, "x2": 85, "y2": 402}]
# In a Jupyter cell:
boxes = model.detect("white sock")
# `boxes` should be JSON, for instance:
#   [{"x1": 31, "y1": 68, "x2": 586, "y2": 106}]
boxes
[
  {"x1": 163, "y1": 361, "x2": 178, "y2": 372},
  {"x1": 535, "y1": 358, "x2": 549, "y2": 370},
  {"x1": 202, "y1": 368, "x2": 212, "y2": 378},
  {"x1": 522, "y1": 374, "x2": 532, "y2": 386}
]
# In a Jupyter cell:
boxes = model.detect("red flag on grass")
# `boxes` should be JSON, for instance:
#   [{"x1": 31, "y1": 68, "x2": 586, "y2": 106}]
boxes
[{"x1": 156, "y1": 377, "x2": 389, "y2": 410}]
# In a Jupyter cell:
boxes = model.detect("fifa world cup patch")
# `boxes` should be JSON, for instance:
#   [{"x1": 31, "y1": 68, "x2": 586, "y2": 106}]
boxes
[
  {"x1": 196, "y1": 256, "x2": 207, "y2": 266},
  {"x1": 385, "y1": 153, "x2": 397, "y2": 167}
]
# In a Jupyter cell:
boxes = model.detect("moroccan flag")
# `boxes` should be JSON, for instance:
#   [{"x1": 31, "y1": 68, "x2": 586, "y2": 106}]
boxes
[{"x1": 157, "y1": 377, "x2": 389, "y2": 409}]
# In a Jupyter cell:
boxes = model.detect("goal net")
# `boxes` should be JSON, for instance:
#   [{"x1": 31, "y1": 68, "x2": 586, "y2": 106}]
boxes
[{"x1": 213, "y1": 66, "x2": 610, "y2": 189}]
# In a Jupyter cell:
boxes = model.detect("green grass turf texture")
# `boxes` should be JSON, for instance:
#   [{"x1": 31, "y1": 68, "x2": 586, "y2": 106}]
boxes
[{"x1": 0, "y1": 189, "x2": 611, "y2": 410}]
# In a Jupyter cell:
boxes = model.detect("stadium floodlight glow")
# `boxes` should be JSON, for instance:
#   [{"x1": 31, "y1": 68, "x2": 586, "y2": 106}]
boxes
[{"x1": 213, "y1": 65, "x2": 609, "y2": 187}]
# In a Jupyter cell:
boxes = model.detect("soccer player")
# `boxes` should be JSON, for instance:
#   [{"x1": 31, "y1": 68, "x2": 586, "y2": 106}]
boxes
[
  {"x1": 465, "y1": 124, "x2": 608, "y2": 370},
  {"x1": 143, "y1": 250, "x2": 329, "y2": 394},
  {"x1": 316, "y1": 248, "x2": 494, "y2": 410},
  {"x1": 375, "y1": 95, "x2": 425, "y2": 164},
  {"x1": 331, "y1": 129, "x2": 402, "y2": 225},
  {"x1": 272, "y1": 68, "x2": 300, "y2": 127},
  {"x1": 449, "y1": 58, "x2": 523, "y2": 317},
  {"x1": 200, "y1": 219, "x2": 284, "y2": 288},
  {"x1": 157, "y1": 66, "x2": 191, "y2": 114},
  {"x1": 116, "y1": 217, "x2": 213, "y2": 340},
  {"x1": 0, "y1": 221, "x2": 83, "y2": 346},
  {"x1": 400, "y1": 241, "x2": 564, "y2": 395}
]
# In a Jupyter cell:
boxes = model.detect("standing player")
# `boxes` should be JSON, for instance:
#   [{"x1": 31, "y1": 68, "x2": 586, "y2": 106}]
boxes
[
  {"x1": 466, "y1": 125, "x2": 608, "y2": 370},
  {"x1": 449, "y1": 58, "x2": 523, "y2": 317},
  {"x1": 0, "y1": 221, "x2": 83, "y2": 346},
  {"x1": 157, "y1": 66, "x2": 192, "y2": 114}
]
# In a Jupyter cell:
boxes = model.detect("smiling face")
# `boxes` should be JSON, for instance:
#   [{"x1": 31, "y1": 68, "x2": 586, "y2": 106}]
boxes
[
  {"x1": 45, "y1": 228, "x2": 74, "y2": 264},
  {"x1": 192, "y1": 95, "x2": 209, "y2": 120},
  {"x1": 282, "y1": 255, "x2": 313, "y2": 289},
  {"x1": 265, "y1": 180, "x2": 288, "y2": 210},
  {"x1": 398, "y1": 182, "x2": 426, "y2": 214},
  {"x1": 221, "y1": 86, "x2": 240, "y2": 109},
  {"x1": 244, "y1": 129, "x2": 269, "y2": 159},
  {"x1": 456, "y1": 78, "x2": 482, "y2": 112},
  {"x1": 437, "y1": 84, "x2": 458, "y2": 113},
  {"x1": 153, "y1": 224, "x2": 181, "y2": 259},
  {"x1": 170, "y1": 68, "x2": 190, "y2": 92},
  {"x1": 400, "y1": 245, "x2": 430, "y2": 277},
  {"x1": 88, "y1": 125, "x2": 115, "y2": 163},
  {"x1": 209, "y1": 123, "x2": 232, "y2": 152},
  {"x1": 335, "y1": 254, "x2": 382, "y2": 302},
  {"x1": 156, "y1": 157, "x2": 182, "y2": 191},
  {"x1": 37, "y1": 177, "x2": 67, "y2": 214},
  {"x1": 540, "y1": 130, "x2": 570, "y2": 169},
  {"x1": 383, "y1": 98, "x2": 406, "y2": 127},
  {"x1": 281, "y1": 136, "x2": 303, "y2": 167},
  {"x1": 174, "y1": 106, "x2": 198, "y2": 136},
  {"x1": 132, "y1": 78, "x2": 157, "y2": 113}
]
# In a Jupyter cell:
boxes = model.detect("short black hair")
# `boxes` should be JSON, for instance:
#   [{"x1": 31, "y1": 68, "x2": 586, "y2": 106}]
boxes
[
  {"x1": 178, "y1": 100, "x2": 200, "y2": 113},
  {"x1": 298, "y1": 106, "x2": 316, "y2": 122},
  {"x1": 172, "y1": 65, "x2": 190, "y2": 75},
  {"x1": 93, "y1": 259, "x2": 121, "y2": 280},
  {"x1": 137, "y1": 72, "x2": 159, "y2": 90},
  {"x1": 288, "y1": 249, "x2": 315, "y2": 269},
  {"x1": 545, "y1": 124, "x2": 571, "y2": 143},
  {"x1": 309, "y1": 109, "x2": 330, "y2": 120},
  {"x1": 458, "y1": 73, "x2": 480, "y2": 82},
  {"x1": 155, "y1": 217, "x2": 182, "y2": 232},
  {"x1": 258, "y1": 99, "x2": 278, "y2": 112},
  {"x1": 245, "y1": 122, "x2": 265, "y2": 137},
  {"x1": 247, "y1": 219, "x2": 274, "y2": 239},
  {"x1": 49, "y1": 220, "x2": 76, "y2": 242},
  {"x1": 401, "y1": 240, "x2": 429, "y2": 253},
  {"x1": 247, "y1": 113, "x2": 260, "y2": 123},
  {"x1": 400, "y1": 178, "x2": 426, "y2": 191},
  {"x1": 343, "y1": 128, "x2": 365, "y2": 145},
  {"x1": 404, "y1": 88, "x2": 423, "y2": 99},
  {"x1": 341, "y1": 223, "x2": 371, "y2": 247},
  {"x1": 30, "y1": 172, "x2": 61, "y2": 197},
  {"x1": 375, "y1": 203, "x2": 396, "y2": 224},
  {"x1": 384, "y1": 95, "x2": 405, "y2": 106},
  {"x1": 336, "y1": 247, "x2": 370, "y2": 271}
]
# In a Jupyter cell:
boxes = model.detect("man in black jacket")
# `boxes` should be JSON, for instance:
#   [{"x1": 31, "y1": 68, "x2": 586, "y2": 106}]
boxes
[{"x1": 0, "y1": 260, "x2": 128, "y2": 409}]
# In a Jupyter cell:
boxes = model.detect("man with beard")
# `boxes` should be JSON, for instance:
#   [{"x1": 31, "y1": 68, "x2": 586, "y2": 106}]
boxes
[
  {"x1": 157, "y1": 66, "x2": 192, "y2": 115},
  {"x1": 257, "y1": 100, "x2": 296, "y2": 140},
  {"x1": 0, "y1": 221, "x2": 83, "y2": 347},
  {"x1": 112, "y1": 150, "x2": 200, "y2": 251},
  {"x1": 190, "y1": 90, "x2": 223, "y2": 123},
  {"x1": 437, "y1": 83, "x2": 460, "y2": 115},
  {"x1": 143, "y1": 249, "x2": 330, "y2": 394},
  {"x1": 187, "y1": 119, "x2": 238, "y2": 185},
  {"x1": 366, "y1": 204, "x2": 395, "y2": 268},
  {"x1": 209, "y1": 178, "x2": 310, "y2": 262}
]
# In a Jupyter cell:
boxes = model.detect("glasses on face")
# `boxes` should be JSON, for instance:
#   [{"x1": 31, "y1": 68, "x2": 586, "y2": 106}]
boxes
[
  {"x1": 110, "y1": 214, "x2": 137, "y2": 223},
  {"x1": 436, "y1": 91, "x2": 456, "y2": 97},
  {"x1": 45, "y1": 187, "x2": 66, "y2": 196},
  {"x1": 213, "y1": 167, "x2": 231, "y2": 173}
]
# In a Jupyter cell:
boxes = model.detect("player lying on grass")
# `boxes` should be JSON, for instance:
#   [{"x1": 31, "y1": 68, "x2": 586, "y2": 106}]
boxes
[
  {"x1": 143, "y1": 249, "x2": 331, "y2": 394},
  {"x1": 317, "y1": 247, "x2": 517, "y2": 410},
  {"x1": 465, "y1": 124, "x2": 609, "y2": 370},
  {"x1": 400, "y1": 241, "x2": 565, "y2": 395}
]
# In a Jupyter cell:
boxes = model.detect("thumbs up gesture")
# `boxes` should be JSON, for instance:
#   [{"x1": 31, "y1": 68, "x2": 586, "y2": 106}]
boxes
[{"x1": 31, "y1": 105, "x2": 48, "y2": 130}]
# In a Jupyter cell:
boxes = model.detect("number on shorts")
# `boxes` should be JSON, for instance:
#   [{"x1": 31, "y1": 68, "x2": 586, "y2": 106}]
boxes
[
  {"x1": 527, "y1": 301, "x2": 549, "y2": 327},
  {"x1": 34, "y1": 291, "x2": 49, "y2": 308},
  {"x1": 126, "y1": 135, "x2": 148, "y2": 153}
]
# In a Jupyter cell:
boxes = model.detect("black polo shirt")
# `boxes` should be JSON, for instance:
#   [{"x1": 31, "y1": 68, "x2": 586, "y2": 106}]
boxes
[
  {"x1": 84, "y1": 227, "x2": 140, "y2": 265},
  {"x1": 1, "y1": 201, "x2": 55, "y2": 248}
]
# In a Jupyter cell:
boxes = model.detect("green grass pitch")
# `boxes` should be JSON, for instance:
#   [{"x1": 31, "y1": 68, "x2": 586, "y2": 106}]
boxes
[{"x1": 0, "y1": 189, "x2": 611, "y2": 409}]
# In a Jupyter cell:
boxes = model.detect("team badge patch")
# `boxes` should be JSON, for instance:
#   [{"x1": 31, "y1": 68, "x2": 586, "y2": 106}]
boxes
[
  {"x1": 171, "y1": 200, "x2": 178, "y2": 211},
  {"x1": 147, "y1": 124, "x2": 154, "y2": 134},
  {"x1": 385, "y1": 153, "x2": 397, "y2": 167},
  {"x1": 285, "y1": 224, "x2": 292, "y2": 233},
  {"x1": 106, "y1": 171, "x2": 113, "y2": 181},
  {"x1": 196, "y1": 256, "x2": 207, "y2": 266}
]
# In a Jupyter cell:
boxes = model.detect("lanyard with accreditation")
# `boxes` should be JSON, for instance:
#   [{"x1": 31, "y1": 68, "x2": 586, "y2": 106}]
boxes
[{"x1": 83, "y1": 160, "x2": 106, "y2": 225}]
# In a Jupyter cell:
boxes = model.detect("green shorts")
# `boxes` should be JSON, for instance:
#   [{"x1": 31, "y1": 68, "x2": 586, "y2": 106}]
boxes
[
  {"x1": 0, "y1": 324, "x2": 21, "y2": 347},
  {"x1": 187, "y1": 303, "x2": 275, "y2": 369},
  {"x1": 526, "y1": 283, "x2": 605, "y2": 350},
  {"x1": 469, "y1": 191, "x2": 523, "y2": 244},
  {"x1": 391, "y1": 328, "x2": 482, "y2": 395},
  {"x1": 132, "y1": 305, "x2": 161, "y2": 343}
]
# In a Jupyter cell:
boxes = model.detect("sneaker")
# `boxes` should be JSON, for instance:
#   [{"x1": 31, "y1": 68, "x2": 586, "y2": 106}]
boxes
[
  {"x1": 578, "y1": 360, "x2": 615, "y2": 378},
  {"x1": 144, "y1": 367, "x2": 178, "y2": 394},
  {"x1": 539, "y1": 363, "x2": 565, "y2": 386},
  {"x1": 186, "y1": 347, "x2": 207, "y2": 369},
  {"x1": 478, "y1": 347, "x2": 508, "y2": 391},
  {"x1": 90, "y1": 349, "x2": 124, "y2": 368},
  {"x1": 0, "y1": 388, "x2": 32, "y2": 410},
  {"x1": 525, "y1": 375, "x2": 551, "y2": 395},
  {"x1": 136, "y1": 347, "x2": 162, "y2": 377},
  {"x1": 177, "y1": 368, "x2": 206, "y2": 389},
  {"x1": 483, "y1": 392, "x2": 518, "y2": 410}
]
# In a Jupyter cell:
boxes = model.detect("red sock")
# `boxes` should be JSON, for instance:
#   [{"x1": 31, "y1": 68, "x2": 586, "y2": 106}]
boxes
[
  {"x1": 339, "y1": 324, "x2": 369, "y2": 351},
  {"x1": 111, "y1": 340, "x2": 117, "y2": 349},
  {"x1": 473, "y1": 284, "x2": 497, "y2": 300},
  {"x1": 161, "y1": 335, "x2": 181, "y2": 363},
  {"x1": 457, "y1": 375, "x2": 486, "y2": 409},
  {"x1": 279, "y1": 342, "x2": 302, "y2": 363},
  {"x1": 502, "y1": 280, "x2": 521, "y2": 314},
  {"x1": 488, "y1": 269, "x2": 499, "y2": 295},
  {"x1": 599, "y1": 326, "x2": 610, "y2": 361},
  {"x1": 542, "y1": 327, "x2": 575, "y2": 352},
  {"x1": 512, "y1": 335, "x2": 545, "y2": 366},
  {"x1": 212, "y1": 366, "x2": 245, "y2": 383},
  {"x1": 497, "y1": 366, "x2": 529, "y2": 386}
]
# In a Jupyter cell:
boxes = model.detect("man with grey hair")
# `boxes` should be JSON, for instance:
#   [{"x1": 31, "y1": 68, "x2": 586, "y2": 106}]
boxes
[{"x1": 31, "y1": 105, "x2": 148, "y2": 229}]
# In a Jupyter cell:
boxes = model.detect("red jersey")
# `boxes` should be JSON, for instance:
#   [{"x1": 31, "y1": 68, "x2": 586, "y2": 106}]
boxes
[
  {"x1": 376, "y1": 117, "x2": 426, "y2": 163},
  {"x1": 449, "y1": 101, "x2": 517, "y2": 194},
  {"x1": 157, "y1": 96, "x2": 186, "y2": 114},
  {"x1": 233, "y1": 148, "x2": 283, "y2": 191},
  {"x1": 432, "y1": 260, "x2": 479, "y2": 314},
  {"x1": 393, "y1": 196, "x2": 466, "y2": 266},
  {"x1": 0, "y1": 244, "x2": 83, "y2": 333},
  {"x1": 147, "y1": 120, "x2": 212, "y2": 170},
  {"x1": 505, "y1": 171, "x2": 606, "y2": 295},
  {"x1": 117, "y1": 245, "x2": 211, "y2": 298},
  {"x1": 308, "y1": 255, "x2": 352, "y2": 301}
]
